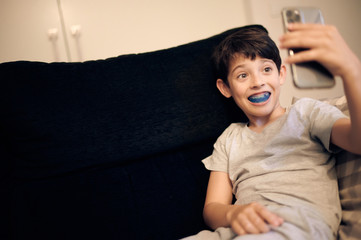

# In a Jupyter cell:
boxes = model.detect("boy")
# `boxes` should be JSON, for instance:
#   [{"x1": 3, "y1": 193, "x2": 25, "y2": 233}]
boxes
[{"x1": 183, "y1": 24, "x2": 361, "y2": 240}]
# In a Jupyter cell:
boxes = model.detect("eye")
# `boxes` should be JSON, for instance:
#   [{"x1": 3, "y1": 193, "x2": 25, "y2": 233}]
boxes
[
  {"x1": 237, "y1": 73, "x2": 248, "y2": 79},
  {"x1": 263, "y1": 66, "x2": 272, "y2": 73}
]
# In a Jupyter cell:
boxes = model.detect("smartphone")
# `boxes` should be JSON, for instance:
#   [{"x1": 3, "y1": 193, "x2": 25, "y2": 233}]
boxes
[{"x1": 281, "y1": 7, "x2": 335, "y2": 88}]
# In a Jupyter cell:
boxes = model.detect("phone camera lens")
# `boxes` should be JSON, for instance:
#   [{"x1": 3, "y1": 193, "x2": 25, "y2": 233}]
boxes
[
  {"x1": 286, "y1": 10, "x2": 293, "y2": 17},
  {"x1": 286, "y1": 9, "x2": 301, "y2": 23}
]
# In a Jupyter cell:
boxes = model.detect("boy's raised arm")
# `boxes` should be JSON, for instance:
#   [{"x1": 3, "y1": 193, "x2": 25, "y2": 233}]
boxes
[{"x1": 279, "y1": 23, "x2": 361, "y2": 154}]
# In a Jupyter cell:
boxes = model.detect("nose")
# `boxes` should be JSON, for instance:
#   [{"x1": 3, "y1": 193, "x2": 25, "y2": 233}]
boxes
[{"x1": 250, "y1": 74, "x2": 265, "y2": 88}]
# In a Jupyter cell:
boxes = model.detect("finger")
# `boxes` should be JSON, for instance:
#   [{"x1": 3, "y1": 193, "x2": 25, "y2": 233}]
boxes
[
  {"x1": 285, "y1": 49, "x2": 321, "y2": 64},
  {"x1": 237, "y1": 203, "x2": 274, "y2": 233},
  {"x1": 287, "y1": 23, "x2": 331, "y2": 32},
  {"x1": 249, "y1": 212, "x2": 270, "y2": 233},
  {"x1": 238, "y1": 216, "x2": 260, "y2": 234},
  {"x1": 255, "y1": 205, "x2": 283, "y2": 227},
  {"x1": 280, "y1": 25, "x2": 336, "y2": 49},
  {"x1": 231, "y1": 221, "x2": 246, "y2": 236},
  {"x1": 279, "y1": 31, "x2": 327, "y2": 50}
]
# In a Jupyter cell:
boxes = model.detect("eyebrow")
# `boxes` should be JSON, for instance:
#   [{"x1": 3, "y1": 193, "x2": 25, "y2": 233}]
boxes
[{"x1": 230, "y1": 64, "x2": 246, "y2": 74}]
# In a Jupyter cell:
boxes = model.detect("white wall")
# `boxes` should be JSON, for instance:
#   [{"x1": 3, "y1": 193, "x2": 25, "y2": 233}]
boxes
[{"x1": 1, "y1": 0, "x2": 361, "y2": 105}]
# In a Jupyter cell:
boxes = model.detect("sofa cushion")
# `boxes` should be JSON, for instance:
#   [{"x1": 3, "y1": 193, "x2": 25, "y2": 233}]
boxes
[{"x1": 336, "y1": 151, "x2": 361, "y2": 240}]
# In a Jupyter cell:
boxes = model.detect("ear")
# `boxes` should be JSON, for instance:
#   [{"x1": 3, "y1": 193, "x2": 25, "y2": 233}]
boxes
[
  {"x1": 216, "y1": 79, "x2": 232, "y2": 98},
  {"x1": 279, "y1": 64, "x2": 287, "y2": 86}
]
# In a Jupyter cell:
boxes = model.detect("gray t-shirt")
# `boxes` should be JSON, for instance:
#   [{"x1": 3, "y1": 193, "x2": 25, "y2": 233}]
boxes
[{"x1": 202, "y1": 98, "x2": 347, "y2": 234}]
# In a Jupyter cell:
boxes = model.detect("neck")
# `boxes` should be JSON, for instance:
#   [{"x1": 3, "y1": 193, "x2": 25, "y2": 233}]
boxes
[{"x1": 247, "y1": 107, "x2": 286, "y2": 133}]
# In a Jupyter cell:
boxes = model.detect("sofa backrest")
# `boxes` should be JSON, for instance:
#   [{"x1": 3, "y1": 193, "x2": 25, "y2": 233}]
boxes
[
  {"x1": 0, "y1": 28, "x2": 247, "y2": 178},
  {"x1": 0, "y1": 27, "x2": 249, "y2": 239}
]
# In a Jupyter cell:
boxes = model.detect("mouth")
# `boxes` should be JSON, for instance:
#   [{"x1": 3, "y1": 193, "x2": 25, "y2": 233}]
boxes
[{"x1": 248, "y1": 92, "x2": 271, "y2": 103}]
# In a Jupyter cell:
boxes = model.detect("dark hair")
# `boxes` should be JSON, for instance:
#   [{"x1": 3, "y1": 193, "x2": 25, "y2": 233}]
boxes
[{"x1": 212, "y1": 25, "x2": 282, "y2": 84}]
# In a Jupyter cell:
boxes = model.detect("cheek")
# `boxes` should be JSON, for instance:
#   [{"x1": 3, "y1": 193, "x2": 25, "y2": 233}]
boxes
[
  {"x1": 231, "y1": 90, "x2": 248, "y2": 101},
  {"x1": 232, "y1": 93, "x2": 249, "y2": 107},
  {"x1": 229, "y1": 82, "x2": 248, "y2": 95}
]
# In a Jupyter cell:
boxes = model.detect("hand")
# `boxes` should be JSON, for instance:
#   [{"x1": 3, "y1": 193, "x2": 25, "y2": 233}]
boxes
[
  {"x1": 226, "y1": 202, "x2": 283, "y2": 235},
  {"x1": 279, "y1": 23, "x2": 360, "y2": 79}
]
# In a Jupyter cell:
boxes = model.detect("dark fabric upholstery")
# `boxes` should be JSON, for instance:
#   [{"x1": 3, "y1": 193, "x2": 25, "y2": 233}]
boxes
[{"x1": 0, "y1": 27, "x2": 248, "y2": 240}]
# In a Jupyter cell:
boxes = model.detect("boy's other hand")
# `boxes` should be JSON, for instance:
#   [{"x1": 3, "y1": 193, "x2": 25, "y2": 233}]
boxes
[{"x1": 226, "y1": 202, "x2": 283, "y2": 235}]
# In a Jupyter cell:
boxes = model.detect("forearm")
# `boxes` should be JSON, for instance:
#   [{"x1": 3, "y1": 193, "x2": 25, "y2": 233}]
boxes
[
  {"x1": 341, "y1": 55, "x2": 361, "y2": 152},
  {"x1": 203, "y1": 202, "x2": 233, "y2": 230}
]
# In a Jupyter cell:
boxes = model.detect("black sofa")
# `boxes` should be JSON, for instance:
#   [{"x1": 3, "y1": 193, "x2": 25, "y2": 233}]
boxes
[
  {"x1": 1, "y1": 26, "x2": 360, "y2": 240},
  {"x1": 1, "y1": 27, "x2": 246, "y2": 240}
]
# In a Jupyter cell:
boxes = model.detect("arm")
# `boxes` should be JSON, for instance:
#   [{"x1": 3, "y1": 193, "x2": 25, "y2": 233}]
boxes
[
  {"x1": 279, "y1": 24, "x2": 361, "y2": 154},
  {"x1": 203, "y1": 171, "x2": 283, "y2": 235}
]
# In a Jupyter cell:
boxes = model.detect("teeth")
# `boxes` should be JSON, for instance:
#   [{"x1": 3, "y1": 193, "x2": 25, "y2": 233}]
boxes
[{"x1": 248, "y1": 92, "x2": 270, "y2": 103}]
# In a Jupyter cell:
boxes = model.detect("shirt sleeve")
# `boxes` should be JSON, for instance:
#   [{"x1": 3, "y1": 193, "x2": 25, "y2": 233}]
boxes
[
  {"x1": 202, "y1": 124, "x2": 238, "y2": 173},
  {"x1": 305, "y1": 98, "x2": 348, "y2": 152}
]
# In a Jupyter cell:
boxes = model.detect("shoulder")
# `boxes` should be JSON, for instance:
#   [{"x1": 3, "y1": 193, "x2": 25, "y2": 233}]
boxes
[
  {"x1": 290, "y1": 97, "x2": 341, "y2": 116},
  {"x1": 215, "y1": 123, "x2": 246, "y2": 144},
  {"x1": 221, "y1": 123, "x2": 246, "y2": 136},
  {"x1": 292, "y1": 97, "x2": 323, "y2": 109},
  {"x1": 288, "y1": 97, "x2": 318, "y2": 120},
  {"x1": 288, "y1": 97, "x2": 347, "y2": 134}
]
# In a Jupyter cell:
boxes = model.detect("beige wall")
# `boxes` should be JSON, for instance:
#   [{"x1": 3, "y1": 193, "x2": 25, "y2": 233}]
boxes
[
  {"x1": 0, "y1": 0, "x2": 248, "y2": 62},
  {"x1": 1, "y1": 0, "x2": 361, "y2": 105},
  {"x1": 60, "y1": 0, "x2": 248, "y2": 59}
]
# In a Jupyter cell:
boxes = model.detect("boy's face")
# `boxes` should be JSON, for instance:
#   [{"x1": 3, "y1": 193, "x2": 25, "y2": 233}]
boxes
[{"x1": 217, "y1": 54, "x2": 286, "y2": 121}]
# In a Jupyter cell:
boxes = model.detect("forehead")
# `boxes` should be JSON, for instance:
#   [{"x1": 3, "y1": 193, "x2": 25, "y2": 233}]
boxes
[{"x1": 228, "y1": 53, "x2": 248, "y2": 68}]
